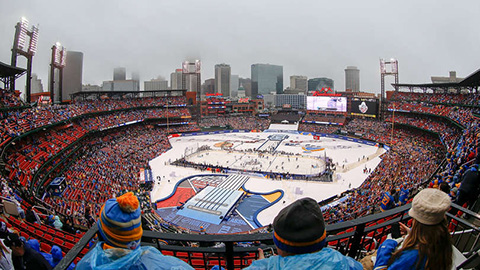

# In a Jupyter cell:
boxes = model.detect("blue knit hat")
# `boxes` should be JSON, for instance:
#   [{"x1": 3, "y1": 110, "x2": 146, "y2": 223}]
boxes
[{"x1": 97, "y1": 192, "x2": 143, "y2": 250}]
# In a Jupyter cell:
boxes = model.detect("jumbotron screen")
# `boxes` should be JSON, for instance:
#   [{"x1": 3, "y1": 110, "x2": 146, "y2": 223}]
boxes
[
  {"x1": 350, "y1": 98, "x2": 378, "y2": 118},
  {"x1": 306, "y1": 96, "x2": 347, "y2": 112}
]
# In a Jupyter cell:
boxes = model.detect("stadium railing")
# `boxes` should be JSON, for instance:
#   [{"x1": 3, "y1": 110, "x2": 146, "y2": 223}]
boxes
[{"x1": 54, "y1": 201, "x2": 480, "y2": 270}]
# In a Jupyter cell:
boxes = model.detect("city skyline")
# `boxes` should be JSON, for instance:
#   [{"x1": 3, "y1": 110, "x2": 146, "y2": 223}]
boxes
[{"x1": 1, "y1": 0, "x2": 479, "y2": 95}]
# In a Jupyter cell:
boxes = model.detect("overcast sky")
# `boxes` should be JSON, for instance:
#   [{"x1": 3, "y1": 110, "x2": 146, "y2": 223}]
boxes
[{"x1": 1, "y1": 0, "x2": 479, "y2": 94}]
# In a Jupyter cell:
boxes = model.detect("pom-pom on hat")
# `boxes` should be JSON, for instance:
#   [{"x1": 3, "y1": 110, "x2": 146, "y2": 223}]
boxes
[
  {"x1": 408, "y1": 188, "x2": 451, "y2": 225},
  {"x1": 273, "y1": 198, "x2": 326, "y2": 254},
  {"x1": 98, "y1": 192, "x2": 143, "y2": 250}
]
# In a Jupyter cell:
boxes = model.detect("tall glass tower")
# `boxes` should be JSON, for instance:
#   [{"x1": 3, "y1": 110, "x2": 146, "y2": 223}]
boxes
[{"x1": 251, "y1": 64, "x2": 283, "y2": 97}]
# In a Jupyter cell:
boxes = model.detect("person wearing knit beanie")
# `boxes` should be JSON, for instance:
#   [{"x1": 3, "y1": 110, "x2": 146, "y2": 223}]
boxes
[
  {"x1": 76, "y1": 192, "x2": 194, "y2": 270},
  {"x1": 374, "y1": 188, "x2": 453, "y2": 270},
  {"x1": 245, "y1": 198, "x2": 362, "y2": 270}
]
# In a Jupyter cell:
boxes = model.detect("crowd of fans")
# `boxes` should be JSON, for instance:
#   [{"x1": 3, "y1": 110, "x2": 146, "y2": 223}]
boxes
[
  {"x1": 391, "y1": 91, "x2": 480, "y2": 106},
  {"x1": 385, "y1": 113, "x2": 461, "y2": 149},
  {"x1": 321, "y1": 119, "x2": 446, "y2": 223},
  {"x1": 0, "y1": 90, "x2": 478, "y2": 269},
  {"x1": 0, "y1": 89, "x2": 24, "y2": 108},
  {"x1": 199, "y1": 115, "x2": 271, "y2": 130},
  {"x1": 0, "y1": 96, "x2": 187, "y2": 139}
]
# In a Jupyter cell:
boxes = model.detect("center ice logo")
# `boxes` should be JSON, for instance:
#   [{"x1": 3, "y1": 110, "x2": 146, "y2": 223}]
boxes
[
  {"x1": 359, "y1": 101, "x2": 368, "y2": 114},
  {"x1": 301, "y1": 144, "x2": 325, "y2": 152}
]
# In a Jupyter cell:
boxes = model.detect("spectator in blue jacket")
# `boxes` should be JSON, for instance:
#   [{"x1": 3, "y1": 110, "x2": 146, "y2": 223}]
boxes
[
  {"x1": 245, "y1": 198, "x2": 362, "y2": 270},
  {"x1": 374, "y1": 188, "x2": 453, "y2": 270},
  {"x1": 76, "y1": 192, "x2": 193, "y2": 270}
]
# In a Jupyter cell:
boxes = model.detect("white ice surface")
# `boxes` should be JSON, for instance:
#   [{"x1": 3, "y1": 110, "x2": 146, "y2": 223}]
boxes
[{"x1": 149, "y1": 132, "x2": 385, "y2": 226}]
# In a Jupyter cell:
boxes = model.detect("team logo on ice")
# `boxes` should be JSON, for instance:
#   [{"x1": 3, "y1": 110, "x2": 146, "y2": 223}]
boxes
[{"x1": 359, "y1": 102, "x2": 368, "y2": 114}]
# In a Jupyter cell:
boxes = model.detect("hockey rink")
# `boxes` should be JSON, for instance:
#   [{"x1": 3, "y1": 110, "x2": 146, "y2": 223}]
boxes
[{"x1": 150, "y1": 127, "x2": 386, "y2": 228}]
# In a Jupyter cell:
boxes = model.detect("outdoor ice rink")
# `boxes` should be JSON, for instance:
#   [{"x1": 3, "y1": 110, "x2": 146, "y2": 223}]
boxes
[{"x1": 150, "y1": 125, "x2": 386, "y2": 226}]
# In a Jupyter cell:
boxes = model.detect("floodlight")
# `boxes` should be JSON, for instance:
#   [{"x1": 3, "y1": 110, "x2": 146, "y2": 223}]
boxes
[
  {"x1": 17, "y1": 18, "x2": 29, "y2": 50},
  {"x1": 28, "y1": 25, "x2": 39, "y2": 55},
  {"x1": 60, "y1": 47, "x2": 67, "y2": 67},
  {"x1": 54, "y1": 46, "x2": 61, "y2": 65}
]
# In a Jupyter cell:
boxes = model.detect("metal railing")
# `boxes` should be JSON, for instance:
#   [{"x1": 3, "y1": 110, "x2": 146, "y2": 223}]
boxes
[{"x1": 54, "y1": 201, "x2": 480, "y2": 270}]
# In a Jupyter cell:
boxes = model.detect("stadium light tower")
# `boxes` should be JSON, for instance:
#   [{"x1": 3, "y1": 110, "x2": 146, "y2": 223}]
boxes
[
  {"x1": 10, "y1": 17, "x2": 39, "y2": 103},
  {"x1": 49, "y1": 42, "x2": 67, "y2": 102},
  {"x1": 380, "y1": 58, "x2": 399, "y2": 120}
]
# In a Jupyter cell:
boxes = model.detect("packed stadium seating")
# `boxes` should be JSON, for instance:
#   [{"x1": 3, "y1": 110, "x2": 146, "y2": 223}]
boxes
[{"x1": 0, "y1": 90, "x2": 479, "y2": 269}]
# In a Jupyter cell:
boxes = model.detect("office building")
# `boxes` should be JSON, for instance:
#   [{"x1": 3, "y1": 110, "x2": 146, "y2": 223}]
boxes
[
  {"x1": 251, "y1": 63, "x2": 283, "y2": 97},
  {"x1": 431, "y1": 71, "x2": 464, "y2": 84},
  {"x1": 215, "y1": 64, "x2": 231, "y2": 96},
  {"x1": 62, "y1": 51, "x2": 83, "y2": 101},
  {"x1": 181, "y1": 60, "x2": 201, "y2": 99},
  {"x1": 102, "y1": 80, "x2": 140, "y2": 92},
  {"x1": 31, "y1": 73, "x2": 44, "y2": 94},
  {"x1": 114, "y1": 67, "x2": 126, "y2": 81},
  {"x1": 170, "y1": 69, "x2": 183, "y2": 90},
  {"x1": 275, "y1": 94, "x2": 307, "y2": 109},
  {"x1": 345, "y1": 66, "x2": 360, "y2": 92},
  {"x1": 308, "y1": 77, "x2": 334, "y2": 92},
  {"x1": 202, "y1": 78, "x2": 215, "y2": 96},
  {"x1": 230, "y1": 74, "x2": 239, "y2": 97},
  {"x1": 239, "y1": 78, "x2": 252, "y2": 97},
  {"x1": 290, "y1": 75, "x2": 308, "y2": 93},
  {"x1": 144, "y1": 78, "x2": 168, "y2": 91}
]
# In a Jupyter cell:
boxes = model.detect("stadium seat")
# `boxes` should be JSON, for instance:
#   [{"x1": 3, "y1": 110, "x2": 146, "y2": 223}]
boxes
[
  {"x1": 53, "y1": 238, "x2": 64, "y2": 246},
  {"x1": 64, "y1": 241, "x2": 74, "y2": 250},
  {"x1": 40, "y1": 242, "x2": 52, "y2": 253}
]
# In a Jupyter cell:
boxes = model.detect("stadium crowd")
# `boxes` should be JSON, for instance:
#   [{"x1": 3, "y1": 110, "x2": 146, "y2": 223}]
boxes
[
  {"x1": 199, "y1": 115, "x2": 271, "y2": 130},
  {"x1": 0, "y1": 89, "x2": 478, "y2": 269}
]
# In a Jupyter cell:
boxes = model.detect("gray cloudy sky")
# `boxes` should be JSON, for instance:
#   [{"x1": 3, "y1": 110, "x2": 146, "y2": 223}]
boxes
[{"x1": 1, "y1": 0, "x2": 479, "y2": 94}]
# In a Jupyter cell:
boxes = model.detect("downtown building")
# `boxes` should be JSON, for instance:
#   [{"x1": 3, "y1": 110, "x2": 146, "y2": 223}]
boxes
[
  {"x1": 308, "y1": 77, "x2": 334, "y2": 93},
  {"x1": 215, "y1": 64, "x2": 231, "y2": 97},
  {"x1": 251, "y1": 63, "x2": 283, "y2": 97},
  {"x1": 345, "y1": 66, "x2": 360, "y2": 92}
]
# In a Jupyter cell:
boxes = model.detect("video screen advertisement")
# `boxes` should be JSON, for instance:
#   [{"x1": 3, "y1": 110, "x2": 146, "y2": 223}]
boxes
[
  {"x1": 306, "y1": 96, "x2": 347, "y2": 112},
  {"x1": 350, "y1": 98, "x2": 378, "y2": 118}
]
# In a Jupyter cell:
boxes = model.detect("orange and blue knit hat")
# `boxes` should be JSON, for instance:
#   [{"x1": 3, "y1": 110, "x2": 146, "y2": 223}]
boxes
[
  {"x1": 273, "y1": 198, "x2": 326, "y2": 254},
  {"x1": 97, "y1": 192, "x2": 143, "y2": 250}
]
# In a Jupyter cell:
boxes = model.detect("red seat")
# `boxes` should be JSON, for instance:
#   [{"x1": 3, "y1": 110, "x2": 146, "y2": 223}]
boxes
[
  {"x1": 64, "y1": 242, "x2": 75, "y2": 250},
  {"x1": 65, "y1": 235, "x2": 75, "y2": 242},
  {"x1": 55, "y1": 231, "x2": 64, "y2": 238},
  {"x1": 40, "y1": 242, "x2": 52, "y2": 253},
  {"x1": 47, "y1": 228, "x2": 56, "y2": 235},
  {"x1": 162, "y1": 250, "x2": 174, "y2": 256},
  {"x1": 43, "y1": 234, "x2": 53, "y2": 241},
  {"x1": 53, "y1": 238, "x2": 63, "y2": 246},
  {"x1": 20, "y1": 232, "x2": 29, "y2": 240}
]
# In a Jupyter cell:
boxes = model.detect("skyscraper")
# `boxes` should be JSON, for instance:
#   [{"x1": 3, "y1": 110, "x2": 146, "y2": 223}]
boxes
[
  {"x1": 308, "y1": 77, "x2": 334, "y2": 92},
  {"x1": 215, "y1": 64, "x2": 231, "y2": 96},
  {"x1": 181, "y1": 60, "x2": 201, "y2": 99},
  {"x1": 290, "y1": 75, "x2": 308, "y2": 93},
  {"x1": 62, "y1": 51, "x2": 83, "y2": 101},
  {"x1": 145, "y1": 78, "x2": 168, "y2": 91},
  {"x1": 230, "y1": 74, "x2": 239, "y2": 97},
  {"x1": 170, "y1": 69, "x2": 183, "y2": 90},
  {"x1": 114, "y1": 67, "x2": 126, "y2": 81},
  {"x1": 345, "y1": 66, "x2": 360, "y2": 92},
  {"x1": 251, "y1": 64, "x2": 283, "y2": 97}
]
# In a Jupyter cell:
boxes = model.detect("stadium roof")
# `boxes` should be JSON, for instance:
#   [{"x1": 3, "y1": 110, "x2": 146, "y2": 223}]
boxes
[
  {"x1": 0, "y1": 60, "x2": 26, "y2": 79},
  {"x1": 393, "y1": 68, "x2": 480, "y2": 91}
]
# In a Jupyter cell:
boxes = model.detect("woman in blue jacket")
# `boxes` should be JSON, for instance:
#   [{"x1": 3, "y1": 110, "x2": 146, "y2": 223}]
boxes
[{"x1": 374, "y1": 188, "x2": 453, "y2": 270}]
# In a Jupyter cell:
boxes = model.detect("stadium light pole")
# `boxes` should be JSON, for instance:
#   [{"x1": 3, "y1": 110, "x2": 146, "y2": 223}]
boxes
[
  {"x1": 10, "y1": 17, "x2": 39, "y2": 103},
  {"x1": 49, "y1": 42, "x2": 67, "y2": 103}
]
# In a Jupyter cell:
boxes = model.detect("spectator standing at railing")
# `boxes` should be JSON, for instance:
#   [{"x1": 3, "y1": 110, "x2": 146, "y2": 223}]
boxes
[
  {"x1": 373, "y1": 188, "x2": 452, "y2": 270},
  {"x1": 76, "y1": 192, "x2": 193, "y2": 270},
  {"x1": 245, "y1": 198, "x2": 362, "y2": 270}
]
